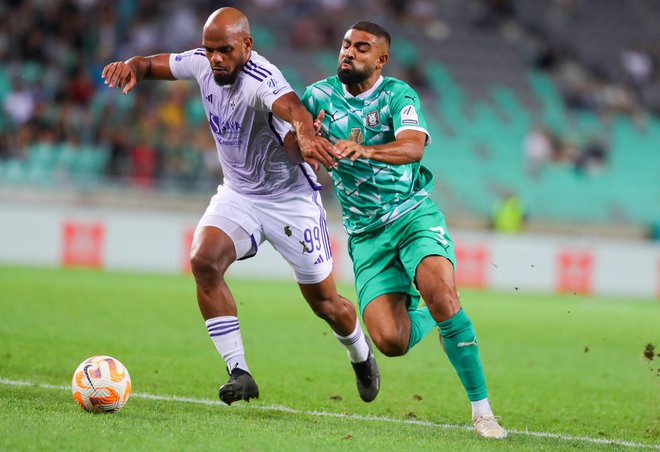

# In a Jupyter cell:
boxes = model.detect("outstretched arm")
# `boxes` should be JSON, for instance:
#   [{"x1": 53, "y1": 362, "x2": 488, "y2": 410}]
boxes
[
  {"x1": 101, "y1": 54, "x2": 175, "y2": 94},
  {"x1": 272, "y1": 93, "x2": 340, "y2": 170},
  {"x1": 335, "y1": 130, "x2": 426, "y2": 165}
]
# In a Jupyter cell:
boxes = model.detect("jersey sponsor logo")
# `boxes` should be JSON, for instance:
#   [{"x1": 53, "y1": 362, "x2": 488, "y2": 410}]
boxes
[
  {"x1": 365, "y1": 110, "x2": 380, "y2": 128},
  {"x1": 348, "y1": 128, "x2": 364, "y2": 144},
  {"x1": 205, "y1": 94, "x2": 213, "y2": 103},
  {"x1": 401, "y1": 105, "x2": 419, "y2": 125},
  {"x1": 209, "y1": 112, "x2": 242, "y2": 137}
]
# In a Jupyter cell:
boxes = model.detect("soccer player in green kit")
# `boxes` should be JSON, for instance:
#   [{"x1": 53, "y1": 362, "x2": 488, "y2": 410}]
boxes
[{"x1": 284, "y1": 21, "x2": 506, "y2": 439}]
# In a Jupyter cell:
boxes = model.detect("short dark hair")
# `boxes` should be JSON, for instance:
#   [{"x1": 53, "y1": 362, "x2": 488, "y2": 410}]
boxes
[{"x1": 349, "y1": 21, "x2": 391, "y2": 47}]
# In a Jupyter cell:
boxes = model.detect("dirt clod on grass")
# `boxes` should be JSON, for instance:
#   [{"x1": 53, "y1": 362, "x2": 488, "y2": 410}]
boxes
[{"x1": 643, "y1": 343, "x2": 656, "y2": 362}]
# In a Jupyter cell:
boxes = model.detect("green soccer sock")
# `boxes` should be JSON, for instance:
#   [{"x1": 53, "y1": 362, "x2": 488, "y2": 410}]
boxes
[
  {"x1": 438, "y1": 308, "x2": 488, "y2": 401},
  {"x1": 407, "y1": 306, "x2": 438, "y2": 352}
]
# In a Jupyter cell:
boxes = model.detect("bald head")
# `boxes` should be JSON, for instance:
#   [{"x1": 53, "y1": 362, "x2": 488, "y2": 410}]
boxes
[
  {"x1": 201, "y1": 7, "x2": 253, "y2": 86},
  {"x1": 204, "y1": 7, "x2": 250, "y2": 37}
]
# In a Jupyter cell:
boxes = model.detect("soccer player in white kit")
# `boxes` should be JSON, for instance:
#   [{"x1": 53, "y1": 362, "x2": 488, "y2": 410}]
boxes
[{"x1": 102, "y1": 7, "x2": 379, "y2": 405}]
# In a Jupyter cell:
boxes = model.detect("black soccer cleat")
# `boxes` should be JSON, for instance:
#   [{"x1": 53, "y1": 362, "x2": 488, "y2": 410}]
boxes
[
  {"x1": 351, "y1": 336, "x2": 380, "y2": 402},
  {"x1": 219, "y1": 367, "x2": 259, "y2": 405}
]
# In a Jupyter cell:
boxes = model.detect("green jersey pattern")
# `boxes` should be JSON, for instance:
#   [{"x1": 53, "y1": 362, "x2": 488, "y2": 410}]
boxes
[{"x1": 302, "y1": 76, "x2": 434, "y2": 235}]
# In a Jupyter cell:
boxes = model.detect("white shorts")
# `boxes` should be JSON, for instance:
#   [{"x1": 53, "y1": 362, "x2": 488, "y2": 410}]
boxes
[{"x1": 196, "y1": 185, "x2": 334, "y2": 284}]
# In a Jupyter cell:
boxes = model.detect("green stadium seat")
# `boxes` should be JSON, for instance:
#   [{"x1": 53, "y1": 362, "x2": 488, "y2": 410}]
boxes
[
  {"x1": 3, "y1": 159, "x2": 27, "y2": 185},
  {"x1": 251, "y1": 23, "x2": 277, "y2": 51},
  {"x1": 391, "y1": 37, "x2": 419, "y2": 67}
]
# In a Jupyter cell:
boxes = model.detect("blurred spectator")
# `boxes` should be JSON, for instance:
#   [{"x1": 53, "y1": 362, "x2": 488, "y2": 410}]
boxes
[
  {"x1": 157, "y1": 83, "x2": 188, "y2": 130},
  {"x1": 555, "y1": 136, "x2": 580, "y2": 166},
  {"x1": 620, "y1": 44, "x2": 653, "y2": 105},
  {"x1": 0, "y1": 0, "x2": 658, "y2": 215},
  {"x1": 575, "y1": 137, "x2": 608, "y2": 177},
  {"x1": 491, "y1": 190, "x2": 526, "y2": 233},
  {"x1": 66, "y1": 65, "x2": 96, "y2": 106},
  {"x1": 523, "y1": 125, "x2": 554, "y2": 179},
  {"x1": 129, "y1": 141, "x2": 157, "y2": 188},
  {"x1": 3, "y1": 80, "x2": 35, "y2": 125}
]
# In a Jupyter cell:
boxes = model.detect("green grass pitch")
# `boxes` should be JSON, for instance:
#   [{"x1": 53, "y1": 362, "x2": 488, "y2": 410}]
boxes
[{"x1": 1, "y1": 265, "x2": 658, "y2": 450}]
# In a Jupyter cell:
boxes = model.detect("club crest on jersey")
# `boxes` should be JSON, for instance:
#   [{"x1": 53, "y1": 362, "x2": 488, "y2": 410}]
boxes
[
  {"x1": 401, "y1": 105, "x2": 419, "y2": 125},
  {"x1": 348, "y1": 128, "x2": 363, "y2": 144},
  {"x1": 365, "y1": 110, "x2": 380, "y2": 128}
]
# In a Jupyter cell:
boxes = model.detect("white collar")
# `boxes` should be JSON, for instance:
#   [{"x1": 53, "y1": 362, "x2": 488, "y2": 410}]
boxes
[{"x1": 342, "y1": 76, "x2": 383, "y2": 100}]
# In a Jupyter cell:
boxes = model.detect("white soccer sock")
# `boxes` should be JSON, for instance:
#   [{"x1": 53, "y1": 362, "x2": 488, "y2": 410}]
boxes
[
  {"x1": 471, "y1": 397, "x2": 494, "y2": 418},
  {"x1": 205, "y1": 316, "x2": 250, "y2": 374},
  {"x1": 334, "y1": 317, "x2": 370, "y2": 363}
]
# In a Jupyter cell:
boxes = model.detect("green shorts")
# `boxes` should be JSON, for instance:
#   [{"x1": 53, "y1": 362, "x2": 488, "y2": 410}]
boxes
[{"x1": 347, "y1": 197, "x2": 456, "y2": 317}]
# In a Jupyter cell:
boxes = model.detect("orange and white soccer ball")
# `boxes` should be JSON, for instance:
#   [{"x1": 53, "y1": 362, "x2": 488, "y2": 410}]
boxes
[{"x1": 71, "y1": 355, "x2": 132, "y2": 413}]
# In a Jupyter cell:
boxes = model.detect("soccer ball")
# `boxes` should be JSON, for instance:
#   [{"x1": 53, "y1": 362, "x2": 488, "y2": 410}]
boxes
[{"x1": 71, "y1": 355, "x2": 132, "y2": 413}]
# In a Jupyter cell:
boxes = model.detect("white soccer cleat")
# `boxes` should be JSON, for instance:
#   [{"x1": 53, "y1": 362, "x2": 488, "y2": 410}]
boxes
[{"x1": 473, "y1": 415, "x2": 507, "y2": 439}]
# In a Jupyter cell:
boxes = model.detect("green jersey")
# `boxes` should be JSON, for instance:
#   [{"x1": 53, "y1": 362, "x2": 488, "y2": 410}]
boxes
[{"x1": 302, "y1": 75, "x2": 434, "y2": 235}]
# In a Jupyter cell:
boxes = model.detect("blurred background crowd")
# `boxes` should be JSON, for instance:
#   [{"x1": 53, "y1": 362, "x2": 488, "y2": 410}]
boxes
[{"x1": 1, "y1": 0, "x2": 658, "y2": 237}]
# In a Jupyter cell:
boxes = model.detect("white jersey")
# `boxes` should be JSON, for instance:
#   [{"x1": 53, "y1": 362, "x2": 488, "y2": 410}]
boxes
[{"x1": 169, "y1": 49, "x2": 321, "y2": 197}]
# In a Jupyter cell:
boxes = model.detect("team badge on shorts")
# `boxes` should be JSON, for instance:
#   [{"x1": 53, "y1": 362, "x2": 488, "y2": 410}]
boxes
[{"x1": 365, "y1": 110, "x2": 380, "y2": 128}]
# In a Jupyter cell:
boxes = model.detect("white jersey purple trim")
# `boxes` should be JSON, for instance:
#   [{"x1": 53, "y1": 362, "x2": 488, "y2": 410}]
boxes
[{"x1": 169, "y1": 49, "x2": 321, "y2": 197}]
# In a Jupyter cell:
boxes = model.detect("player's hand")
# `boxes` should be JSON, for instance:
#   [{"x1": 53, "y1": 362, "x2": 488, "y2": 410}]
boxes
[
  {"x1": 335, "y1": 140, "x2": 371, "y2": 162},
  {"x1": 102, "y1": 61, "x2": 138, "y2": 94},
  {"x1": 313, "y1": 110, "x2": 325, "y2": 136},
  {"x1": 298, "y1": 134, "x2": 340, "y2": 171}
]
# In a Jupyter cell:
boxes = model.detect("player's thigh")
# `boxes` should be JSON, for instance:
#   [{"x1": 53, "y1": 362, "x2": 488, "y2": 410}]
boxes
[
  {"x1": 257, "y1": 189, "x2": 333, "y2": 284},
  {"x1": 190, "y1": 226, "x2": 236, "y2": 270},
  {"x1": 397, "y1": 198, "x2": 457, "y2": 283},
  {"x1": 348, "y1": 230, "x2": 419, "y2": 318},
  {"x1": 196, "y1": 185, "x2": 264, "y2": 260}
]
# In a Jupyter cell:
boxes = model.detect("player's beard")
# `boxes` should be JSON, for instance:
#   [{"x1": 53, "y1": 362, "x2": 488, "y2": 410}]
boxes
[
  {"x1": 337, "y1": 60, "x2": 370, "y2": 85},
  {"x1": 213, "y1": 56, "x2": 245, "y2": 86}
]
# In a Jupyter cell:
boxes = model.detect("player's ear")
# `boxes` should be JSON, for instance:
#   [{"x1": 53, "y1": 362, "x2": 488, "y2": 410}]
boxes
[
  {"x1": 244, "y1": 35, "x2": 253, "y2": 53},
  {"x1": 377, "y1": 53, "x2": 388, "y2": 69}
]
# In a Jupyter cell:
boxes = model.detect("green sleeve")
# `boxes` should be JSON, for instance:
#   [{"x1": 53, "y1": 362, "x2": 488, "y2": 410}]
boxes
[
  {"x1": 390, "y1": 85, "x2": 430, "y2": 143},
  {"x1": 300, "y1": 86, "x2": 317, "y2": 116}
]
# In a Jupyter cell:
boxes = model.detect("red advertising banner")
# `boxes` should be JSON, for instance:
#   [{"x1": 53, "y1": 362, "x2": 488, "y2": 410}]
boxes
[
  {"x1": 455, "y1": 244, "x2": 489, "y2": 288},
  {"x1": 61, "y1": 221, "x2": 105, "y2": 268},
  {"x1": 182, "y1": 227, "x2": 195, "y2": 273},
  {"x1": 557, "y1": 249, "x2": 593, "y2": 294}
]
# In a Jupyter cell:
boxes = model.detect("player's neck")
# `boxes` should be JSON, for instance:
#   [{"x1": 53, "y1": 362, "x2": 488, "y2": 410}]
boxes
[{"x1": 345, "y1": 74, "x2": 382, "y2": 98}]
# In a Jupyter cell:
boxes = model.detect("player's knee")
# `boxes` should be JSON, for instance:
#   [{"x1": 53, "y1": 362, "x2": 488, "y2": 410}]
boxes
[
  {"x1": 426, "y1": 286, "x2": 461, "y2": 316},
  {"x1": 309, "y1": 298, "x2": 338, "y2": 322},
  {"x1": 190, "y1": 251, "x2": 228, "y2": 283},
  {"x1": 372, "y1": 332, "x2": 408, "y2": 357}
]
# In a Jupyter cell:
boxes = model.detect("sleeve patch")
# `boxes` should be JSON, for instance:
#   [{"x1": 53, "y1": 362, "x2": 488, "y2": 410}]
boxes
[
  {"x1": 267, "y1": 77, "x2": 286, "y2": 95},
  {"x1": 400, "y1": 105, "x2": 419, "y2": 125}
]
